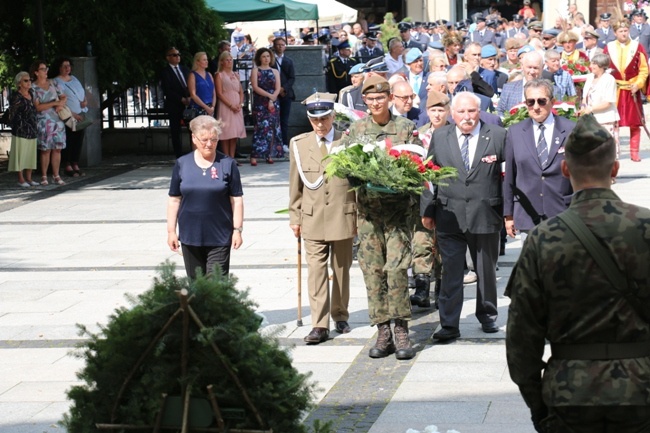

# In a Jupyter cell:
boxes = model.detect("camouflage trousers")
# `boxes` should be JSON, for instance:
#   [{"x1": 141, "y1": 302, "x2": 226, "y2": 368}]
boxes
[
  {"x1": 358, "y1": 192, "x2": 412, "y2": 325},
  {"x1": 411, "y1": 215, "x2": 441, "y2": 278},
  {"x1": 541, "y1": 405, "x2": 650, "y2": 433}
]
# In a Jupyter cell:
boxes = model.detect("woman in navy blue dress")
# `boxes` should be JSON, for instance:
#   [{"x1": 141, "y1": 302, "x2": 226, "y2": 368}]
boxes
[
  {"x1": 187, "y1": 51, "x2": 216, "y2": 118},
  {"x1": 167, "y1": 115, "x2": 244, "y2": 278},
  {"x1": 250, "y1": 48, "x2": 283, "y2": 165}
]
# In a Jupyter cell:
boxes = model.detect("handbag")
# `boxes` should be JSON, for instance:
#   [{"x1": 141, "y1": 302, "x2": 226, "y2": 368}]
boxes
[
  {"x1": 75, "y1": 113, "x2": 93, "y2": 130},
  {"x1": 183, "y1": 107, "x2": 198, "y2": 122}
]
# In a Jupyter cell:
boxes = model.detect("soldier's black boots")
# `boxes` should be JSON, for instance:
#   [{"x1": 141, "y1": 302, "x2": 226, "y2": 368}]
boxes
[
  {"x1": 394, "y1": 319, "x2": 415, "y2": 360},
  {"x1": 409, "y1": 273, "x2": 431, "y2": 307},
  {"x1": 369, "y1": 321, "x2": 395, "y2": 358}
]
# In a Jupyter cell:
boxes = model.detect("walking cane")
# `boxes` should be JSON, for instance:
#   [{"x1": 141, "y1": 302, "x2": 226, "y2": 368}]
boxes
[
  {"x1": 297, "y1": 235, "x2": 303, "y2": 327},
  {"x1": 632, "y1": 92, "x2": 650, "y2": 139}
]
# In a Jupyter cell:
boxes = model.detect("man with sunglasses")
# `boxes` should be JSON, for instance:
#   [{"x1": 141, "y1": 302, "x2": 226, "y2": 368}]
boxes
[
  {"x1": 160, "y1": 47, "x2": 190, "y2": 158},
  {"x1": 503, "y1": 78, "x2": 575, "y2": 241},
  {"x1": 340, "y1": 75, "x2": 421, "y2": 360}
]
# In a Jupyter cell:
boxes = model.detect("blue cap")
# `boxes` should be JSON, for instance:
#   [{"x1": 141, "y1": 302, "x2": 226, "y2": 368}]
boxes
[
  {"x1": 481, "y1": 44, "x2": 498, "y2": 58},
  {"x1": 428, "y1": 40, "x2": 444, "y2": 50},
  {"x1": 542, "y1": 28, "x2": 560, "y2": 37},
  {"x1": 362, "y1": 57, "x2": 388, "y2": 73},
  {"x1": 272, "y1": 31, "x2": 282, "y2": 38},
  {"x1": 349, "y1": 63, "x2": 366, "y2": 74},
  {"x1": 517, "y1": 44, "x2": 535, "y2": 57},
  {"x1": 405, "y1": 47, "x2": 423, "y2": 64},
  {"x1": 234, "y1": 36, "x2": 244, "y2": 43},
  {"x1": 338, "y1": 40, "x2": 351, "y2": 50}
]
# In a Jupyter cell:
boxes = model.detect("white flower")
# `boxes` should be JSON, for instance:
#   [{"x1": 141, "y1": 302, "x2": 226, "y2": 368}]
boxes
[
  {"x1": 423, "y1": 426, "x2": 440, "y2": 433},
  {"x1": 404, "y1": 429, "x2": 420, "y2": 433},
  {"x1": 363, "y1": 143, "x2": 376, "y2": 153},
  {"x1": 377, "y1": 140, "x2": 386, "y2": 150},
  {"x1": 330, "y1": 145, "x2": 345, "y2": 155}
]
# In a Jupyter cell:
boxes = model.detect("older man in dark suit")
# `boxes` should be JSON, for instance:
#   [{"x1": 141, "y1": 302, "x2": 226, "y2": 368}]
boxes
[
  {"x1": 273, "y1": 37, "x2": 296, "y2": 151},
  {"x1": 160, "y1": 46, "x2": 190, "y2": 158},
  {"x1": 503, "y1": 79, "x2": 574, "y2": 238},
  {"x1": 421, "y1": 91, "x2": 506, "y2": 340}
]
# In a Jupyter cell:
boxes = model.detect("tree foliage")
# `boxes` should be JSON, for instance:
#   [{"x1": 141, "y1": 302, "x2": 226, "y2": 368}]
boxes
[
  {"x1": 0, "y1": 0, "x2": 227, "y2": 94},
  {"x1": 61, "y1": 262, "x2": 316, "y2": 433}
]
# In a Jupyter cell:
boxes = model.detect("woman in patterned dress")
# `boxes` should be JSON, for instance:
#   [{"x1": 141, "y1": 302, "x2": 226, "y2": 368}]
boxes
[
  {"x1": 250, "y1": 48, "x2": 283, "y2": 165},
  {"x1": 7, "y1": 71, "x2": 39, "y2": 187},
  {"x1": 30, "y1": 60, "x2": 67, "y2": 186}
]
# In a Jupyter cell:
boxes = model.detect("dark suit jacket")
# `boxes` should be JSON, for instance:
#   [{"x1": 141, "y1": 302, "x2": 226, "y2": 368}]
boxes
[
  {"x1": 471, "y1": 29, "x2": 497, "y2": 46},
  {"x1": 275, "y1": 55, "x2": 296, "y2": 100},
  {"x1": 421, "y1": 122, "x2": 506, "y2": 234},
  {"x1": 160, "y1": 64, "x2": 190, "y2": 114},
  {"x1": 503, "y1": 115, "x2": 575, "y2": 231},
  {"x1": 357, "y1": 46, "x2": 384, "y2": 63}
]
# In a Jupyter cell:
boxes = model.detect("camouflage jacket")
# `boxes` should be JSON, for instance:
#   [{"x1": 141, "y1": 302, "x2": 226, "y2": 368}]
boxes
[
  {"x1": 340, "y1": 114, "x2": 421, "y2": 223},
  {"x1": 506, "y1": 188, "x2": 650, "y2": 414}
]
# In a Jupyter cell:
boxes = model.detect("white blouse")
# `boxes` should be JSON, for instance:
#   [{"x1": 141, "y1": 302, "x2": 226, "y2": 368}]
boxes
[{"x1": 582, "y1": 72, "x2": 620, "y2": 124}]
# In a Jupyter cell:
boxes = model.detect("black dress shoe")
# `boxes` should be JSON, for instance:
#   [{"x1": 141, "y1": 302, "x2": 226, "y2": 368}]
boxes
[
  {"x1": 433, "y1": 326, "x2": 460, "y2": 340},
  {"x1": 335, "y1": 321, "x2": 351, "y2": 334},
  {"x1": 481, "y1": 321, "x2": 499, "y2": 333},
  {"x1": 304, "y1": 327, "x2": 329, "y2": 344}
]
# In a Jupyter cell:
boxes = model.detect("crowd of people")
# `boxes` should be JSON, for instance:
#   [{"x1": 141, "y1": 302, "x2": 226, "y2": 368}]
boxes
[{"x1": 6, "y1": 58, "x2": 91, "y2": 187}]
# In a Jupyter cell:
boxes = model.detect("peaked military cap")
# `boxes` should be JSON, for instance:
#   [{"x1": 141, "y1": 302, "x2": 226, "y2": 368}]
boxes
[
  {"x1": 398, "y1": 22, "x2": 412, "y2": 32},
  {"x1": 302, "y1": 92, "x2": 337, "y2": 118},
  {"x1": 362, "y1": 57, "x2": 389, "y2": 73}
]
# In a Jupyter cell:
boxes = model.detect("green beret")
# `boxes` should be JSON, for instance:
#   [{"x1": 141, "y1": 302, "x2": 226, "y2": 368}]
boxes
[{"x1": 565, "y1": 114, "x2": 613, "y2": 155}]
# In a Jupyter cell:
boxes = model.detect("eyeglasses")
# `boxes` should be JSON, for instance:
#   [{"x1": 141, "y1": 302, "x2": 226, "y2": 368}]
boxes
[
  {"x1": 364, "y1": 95, "x2": 387, "y2": 104},
  {"x1": 193, "y1": 135, "x2": 219, "y2": 145},
  {"x1": 167, "y1": 53, "x2": 181, "y2": 57},
  {"x1": 542, "y1": 37, "x2": 554, "y2": 41},
  {"x1": 21, "y1": 79, "x2": 31, "y2": 83},
  {"x1": 38, "y1": 67, "x2": 48, "y2": 71},
  {"x1": 525, "y1": 98, "x2": 549, "y2": 107},
  {"x1": 393, "y1": 94, "x2": 416, "y2": 102}
]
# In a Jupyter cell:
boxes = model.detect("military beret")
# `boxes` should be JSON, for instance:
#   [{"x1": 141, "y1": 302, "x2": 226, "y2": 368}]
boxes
[
  {"x1": 398, "y1": 22, "x2": 412, "y2": 32},
  {"x1": 338, "y1": 40, "x2": 351, "y2": 50},
  {"x1": 362, "y1": 75, "x2": 390, "y2": 94},
  {"x1": 517, "y1": 44, "x2": 535, "y2": 57},
  {"x1": 600, "y1": 13, "x2": 612, "y2": 20},
  {"x1": 302, "y1": 92, "x2": 336, "y2": 118},
  {"x1": 405, "y1": 47, "x2": 423, "y2": 64},
  {"x1": 481, "y1": 44, "x2": 498, "y2": 58},
  {"x1": 349, "y1": 63, "x2": 366, "y2": 75},
  {"x1": 565, "y1": 114, "x2": 613, "y2": 155},
  {"x1": 426, "y1": 90, "x2": 450, "y2": 108}
]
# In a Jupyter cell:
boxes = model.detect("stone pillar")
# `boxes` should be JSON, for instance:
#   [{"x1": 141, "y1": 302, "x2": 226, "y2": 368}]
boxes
[
  {"x1": 71, "y1": 57, "x2": 101, "y2": 166},
  {"x1": 285, "y1": 45, "x2": 327, "y2": 141}
]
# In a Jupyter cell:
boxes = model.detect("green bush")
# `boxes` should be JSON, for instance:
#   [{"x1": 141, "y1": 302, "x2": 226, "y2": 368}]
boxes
[{"x1": 61, "y1": 262, "x2": 316, "y2": 433}]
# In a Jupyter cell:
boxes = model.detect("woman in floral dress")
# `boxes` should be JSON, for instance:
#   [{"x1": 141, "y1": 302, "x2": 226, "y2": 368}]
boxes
[
  {"x1": 30, "y1": 60, "x2": 67, "y2": 186},
  {"x1": 250, "y1": 48, "x2": 283, "y2": 165}
]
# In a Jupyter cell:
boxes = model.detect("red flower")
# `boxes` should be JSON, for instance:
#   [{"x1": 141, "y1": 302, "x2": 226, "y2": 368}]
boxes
[
  {"x1": 426, "y1": 161, "x2": 435, "y2": 169},
  {"x1": 417, "y1": 164, "x2": 426, "y2": 173},
  {"x1": 561, "y1": 64, "x2": 568, "y2": 70},
  {"x1": 432, "y1": 164, "x2": 441, "y2": 170},
  {"x1": 389, "y1": 149, "x2": 400, "y2": 158},
  {"x1": 567, "y1": 69, "x2": 574, "y2": 75}
]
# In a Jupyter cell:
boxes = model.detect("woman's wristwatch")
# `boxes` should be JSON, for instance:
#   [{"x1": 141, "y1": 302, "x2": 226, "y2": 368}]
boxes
[{"x1": 233, "y1": 226, "x2": 243, "y2": 233}]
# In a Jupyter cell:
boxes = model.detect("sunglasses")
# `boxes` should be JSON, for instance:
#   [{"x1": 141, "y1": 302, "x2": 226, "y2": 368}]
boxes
[{"x1": 525, "y1": 98, "x2": 549, "y2": 107}]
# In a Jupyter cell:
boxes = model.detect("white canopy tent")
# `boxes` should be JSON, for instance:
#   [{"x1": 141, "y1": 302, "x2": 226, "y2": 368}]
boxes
[{"x1": 225, "y1": 0, "x2": 358, "y2": 44}]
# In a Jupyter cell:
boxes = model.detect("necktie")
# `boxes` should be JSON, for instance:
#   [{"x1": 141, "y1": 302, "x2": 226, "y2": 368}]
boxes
[
  {"x1": 320, "y1": 137, "x2": 328, "y2": 158},
  {"x1": 413, "y1": 75, "x2": 421, "y2": 94},
  {"x1": 537, "y1": 124, "x2": 548, "y2": 166},
  {"x1": 480, "y1": 31, "x2": 484, "y2": 38},
  {"x1": 174, "y1": 66, "x2": 186, "y2": 87},
  {"x1": 461, "y1": 134, "x2": 471, "y2": 171},
  {"x1": 638, "y1": 25, "x2": 642, "y2": 32},
  {"x1": 368, "y1": 49, "x2": 373, "y2": 56}
]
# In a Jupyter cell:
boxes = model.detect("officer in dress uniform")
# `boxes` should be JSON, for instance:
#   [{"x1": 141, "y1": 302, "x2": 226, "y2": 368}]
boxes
[
  {"x1": 629, "y1": 9, "x2": 650, "y2": 56},
  {"x1": 506, "y1": 114, "x2": 650, "y2": 433},
  {"x1": 289, "y1": 93, "x2": 357, "y2": 344},
  {"x1": 326, "y1": 40, "x2": 358, "y2": 95},
  {"x1": 596, "y1": 13, "x2": 617, "y2": 46}
]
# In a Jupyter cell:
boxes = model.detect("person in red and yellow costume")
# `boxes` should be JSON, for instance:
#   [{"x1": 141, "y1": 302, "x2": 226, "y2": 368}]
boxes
[{"x1": 603, "y1": 20, "x2": 648, "y2": 161}]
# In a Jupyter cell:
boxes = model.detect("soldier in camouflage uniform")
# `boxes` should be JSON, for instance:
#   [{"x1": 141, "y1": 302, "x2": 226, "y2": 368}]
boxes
[
  {"x1": 340, "y1": 75, "x2": 422, "y2": 360},
  {"x1": 506, "y1": 114, "x2": 650, "y2": 433},
  {"x1": 410, "y1": 90, "x2": 451, "y2": 309}
]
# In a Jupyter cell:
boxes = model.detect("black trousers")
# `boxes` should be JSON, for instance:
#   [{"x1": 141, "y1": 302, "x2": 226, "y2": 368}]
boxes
[
  {"x1": 278, "y1": 94, "x2": 292, "y2": 147},
  {"x1": 181, "y1": 244, "x2": 230, "y2": 279},
  {"x1": 62, "y1": 127, "x2": 85, "y2": 165},
  {"x1": 168, "y1": 107, "x2": 184, "y2": 158},
  {"x1": 543, "y1": 406, "x2": 650, "y2": 433}
]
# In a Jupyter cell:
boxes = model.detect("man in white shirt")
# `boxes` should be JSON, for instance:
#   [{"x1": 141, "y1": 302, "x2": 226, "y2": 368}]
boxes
[{"x1": 383, "y1": 37, "x2": 405, "y2": 78}]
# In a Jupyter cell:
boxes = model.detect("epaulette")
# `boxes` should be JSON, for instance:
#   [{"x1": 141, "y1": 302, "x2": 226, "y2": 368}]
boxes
[{"x1": 291, "y1": 132, "x2": 312, "y2": 142}]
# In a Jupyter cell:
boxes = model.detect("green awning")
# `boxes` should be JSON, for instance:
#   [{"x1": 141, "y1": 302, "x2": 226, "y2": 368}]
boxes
[{"x1": 207, "y1": 0, "x2": 318, "y2": 22}]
